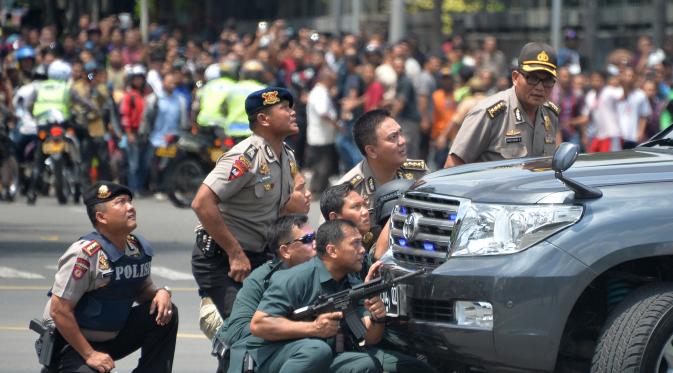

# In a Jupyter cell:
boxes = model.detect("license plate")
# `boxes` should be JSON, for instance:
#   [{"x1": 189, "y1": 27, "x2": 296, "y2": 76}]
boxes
[
  {"x1": 155, "y1": 145, "x2": 177, "y2": 158},
  {"x1": 42, "y1": 141, "x2": 65, "y2": 154},
  {"x1": 381, "y1": 285, "x2": 401, "y2": 317},
  {"x1": 209, "y1": 147, "x2": 224, "y2": 163}
]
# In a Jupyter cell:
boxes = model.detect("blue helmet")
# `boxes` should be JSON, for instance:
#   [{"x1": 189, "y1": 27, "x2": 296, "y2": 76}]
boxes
[{"x1": 16, "y1": 46, "x2": 36, "y2": 61}]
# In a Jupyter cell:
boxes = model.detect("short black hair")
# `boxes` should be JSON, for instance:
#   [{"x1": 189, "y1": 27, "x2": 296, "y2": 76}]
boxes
[
  {"x1": 316, "y1": 219, "x2": 358, "y2": 256},
  {"x1": 320, "y1": 183, "x2": 354, "y2": 220},
  {"x1": 352, "y1": 109, "x2": 392, "y2": 155},
  {"x1": 86, "y1": 203, "x2": 105, "y2": 227},
  {"x1": 247, "y1": 106, "x2": 272, "y2": 130},
  {"x1": 266, "y1": 214, "x2": 308, "y2": 253}
]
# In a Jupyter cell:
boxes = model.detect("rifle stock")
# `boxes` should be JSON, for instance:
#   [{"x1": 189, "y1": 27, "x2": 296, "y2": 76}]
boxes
[{"x1": 290, "y1": 268, "x2": 425, "y2": 342}]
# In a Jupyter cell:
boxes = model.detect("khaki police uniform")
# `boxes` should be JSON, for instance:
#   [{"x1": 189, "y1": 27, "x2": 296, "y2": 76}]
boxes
[
  {"x1": 192, "y1": 133, "x2": 297, "y2": 318},
  {"x1": 449, "y1": 87, "x2": 559, "y2": 164},
  {"x1": 336, "y1": 158, "x2": 427, "y2": 244}
]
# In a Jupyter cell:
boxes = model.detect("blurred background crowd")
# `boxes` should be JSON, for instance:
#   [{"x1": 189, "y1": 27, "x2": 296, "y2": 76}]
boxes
[{"x1": 0, "y1": 1, "x2": 672, "y2": 202}]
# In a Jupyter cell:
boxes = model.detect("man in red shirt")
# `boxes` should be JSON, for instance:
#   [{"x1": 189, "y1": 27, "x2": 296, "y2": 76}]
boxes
[{"x1": 119, "y1": 65, "x2": 148, "y2": 193}]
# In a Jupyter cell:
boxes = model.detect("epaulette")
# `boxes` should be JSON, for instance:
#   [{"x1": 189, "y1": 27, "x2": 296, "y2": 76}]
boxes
[
  {"x1": 349, "y1": 174, "x2": 364, "y2": 188},
  {"x1": 401, "y1": 159, "x2": 427, "y2": 171},
  {"x1": 544, "y1": 101, "x2": 560, "y2": 116},
  {"x1": 81, "y1": 240, "x2": 101, "y2": 256},
  {"x1": 486, "y1": 100, "x2": 507, "y2": 119}
]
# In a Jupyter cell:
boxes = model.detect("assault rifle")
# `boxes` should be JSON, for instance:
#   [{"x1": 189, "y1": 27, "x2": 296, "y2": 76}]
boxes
[{"x1": 290, "y1": 268, "x2": 425, "y2": 349}]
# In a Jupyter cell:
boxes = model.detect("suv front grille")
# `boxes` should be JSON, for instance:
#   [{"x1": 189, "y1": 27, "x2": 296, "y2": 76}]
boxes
[
  {"x1": 389, "y1": 192, "x2": 463, "y2": 269},
  {"x1": 409, "y1": 298, "x2": 454, "y2": 322}
]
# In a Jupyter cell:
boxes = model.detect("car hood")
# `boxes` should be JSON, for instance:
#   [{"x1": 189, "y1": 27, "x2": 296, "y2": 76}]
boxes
[{"x1": 414, "y1": 148, "x2": 673, "y2": 203}]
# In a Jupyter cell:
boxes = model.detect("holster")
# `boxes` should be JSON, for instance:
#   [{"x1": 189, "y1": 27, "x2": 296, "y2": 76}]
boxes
[
  {"x1": 29, "y1": 318, "x2": 56, "y2": 367},
  {"x1": 195, "y1": 228, "x2": 220, "y2": 258}
]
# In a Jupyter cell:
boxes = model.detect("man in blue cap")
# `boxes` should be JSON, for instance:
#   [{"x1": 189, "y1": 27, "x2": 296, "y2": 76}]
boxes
[
  {"x1": 191, "y1": 87, "x2": 300, "y2": 321},
  {"x1": 38, "y1": 181, "x2": 178, "y2": 372}
]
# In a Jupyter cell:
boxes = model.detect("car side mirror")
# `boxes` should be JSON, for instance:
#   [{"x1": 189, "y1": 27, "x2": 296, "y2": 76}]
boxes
[{"x1": 552, "y1": 142, "x2": 579, "y2": 173}]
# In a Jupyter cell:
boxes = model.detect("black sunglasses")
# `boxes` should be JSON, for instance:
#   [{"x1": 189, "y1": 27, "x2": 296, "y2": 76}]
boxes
[
  {"x1": 282, "y1": 232, "x2": 315, "y2": 246},
  {"x1": 518, "y1": 71, "x2": 556, "y2": 88}
]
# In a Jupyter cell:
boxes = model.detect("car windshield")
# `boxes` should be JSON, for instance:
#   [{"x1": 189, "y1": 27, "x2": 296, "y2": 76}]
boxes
[{"x1": 638, "y1": 123, "x2": 673, "y2": 148}]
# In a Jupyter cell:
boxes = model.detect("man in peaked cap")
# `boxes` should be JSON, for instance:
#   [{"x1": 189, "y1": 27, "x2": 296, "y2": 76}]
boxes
[
  {"x1": 444, "y1": 42, "x2": 560, "y2": 167},
  {"x1": 191, "y1": 87, "x2": 299, "y2": 321},
  {"x1": 37, "y1": 181, "x2": 178, "y2": 372}
]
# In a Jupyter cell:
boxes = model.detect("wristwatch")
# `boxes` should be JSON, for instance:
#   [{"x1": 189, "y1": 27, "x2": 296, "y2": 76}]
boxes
[{"x1": 158, "y1": 286, "x2": 172, "y2": 297}]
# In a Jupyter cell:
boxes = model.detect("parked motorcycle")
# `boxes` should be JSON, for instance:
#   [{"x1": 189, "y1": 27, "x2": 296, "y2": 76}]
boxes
[{"x1": 165, "y1": 127, "x2": 232, "y2": 208}]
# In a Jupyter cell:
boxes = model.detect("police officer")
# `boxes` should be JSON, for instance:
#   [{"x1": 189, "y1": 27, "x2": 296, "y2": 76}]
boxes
[
  {"x1": 248, "y1": 219, "x2": 384, "y2": 373},
  {"x1": 195, "y1": 62, "x2": 237, "y2": 134},
  {"x1": 191, "y1": 87, "x2": 298, "y2": 321},
  {"x1": 338, "y1": 109, "x2": 427, "y2": 215},
  {"x1": 320, "y1": 183, "x2": 372, "y2": 251},
  {"x1": 211, "y1": 214, "x2": 316, "y2": 373},
  {"x1": 223, "y1": 60, "x2": 267, "y2": 140},
  {"x1": 40, "y1": 181, "x2": 177, "y2": 372},
  {"x1": 444, "y1": 42, "x2": 560, "y2": 168}
]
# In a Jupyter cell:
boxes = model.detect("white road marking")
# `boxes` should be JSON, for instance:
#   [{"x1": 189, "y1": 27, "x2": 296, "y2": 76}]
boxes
[
  {"x1": 44, "y1": 265, "x2": 58, "y2": 271},
  {"x1": 151, "y1": 266, "x2": 193, "y2": 281},
  {"x1": 0, "y1": 266, "x2": 45, "y2": 279}
]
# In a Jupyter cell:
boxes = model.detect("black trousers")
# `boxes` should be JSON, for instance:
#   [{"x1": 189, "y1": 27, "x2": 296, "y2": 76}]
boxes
[
  {"x1": 51, "y1": 302, "x2": 178, "y2": 373},
  {"x1": 308, "y1": 144, "x2": 338, "y2": 194}
]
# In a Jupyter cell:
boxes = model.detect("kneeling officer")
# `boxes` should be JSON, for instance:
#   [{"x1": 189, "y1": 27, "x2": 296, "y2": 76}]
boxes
[{"x1": 33, "y1": 181, "x2": 178, "y2": 372}]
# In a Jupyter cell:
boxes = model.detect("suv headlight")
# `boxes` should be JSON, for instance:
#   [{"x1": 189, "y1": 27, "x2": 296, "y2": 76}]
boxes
[{"x1": 451, "y1": 202, "x2": 583, "y2": 256}]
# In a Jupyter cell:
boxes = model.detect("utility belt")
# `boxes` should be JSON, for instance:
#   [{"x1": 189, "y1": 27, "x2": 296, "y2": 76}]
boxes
[
  {"x1": 195, "y1": 228, "x2": 271, "y2": 263},
  {"x1": 29, "y1": 318, "x2": 58, "y2": 367}
]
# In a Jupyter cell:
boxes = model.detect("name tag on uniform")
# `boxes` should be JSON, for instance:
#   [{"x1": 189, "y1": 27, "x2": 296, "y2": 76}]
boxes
[
  {"x1": 506, "y1": 136, "x2": 522, "y2": 143},
  {"x1": 258, "y1": 175, "x2": 272, "y2": 183}
]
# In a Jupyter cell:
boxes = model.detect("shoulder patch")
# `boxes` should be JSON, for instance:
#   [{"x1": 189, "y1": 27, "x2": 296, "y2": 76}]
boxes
[
  {"x1": 401, "y1": 159, "x2": 427, "y2": 171},
  {"x1": 486, "y1": 100, "x2": 507, "y2": 119},
  {"x1": 243, "y1": 144, "x2": 259, "y2": 163},
  {"x1": 349, "y1": 174, "x2": 364, "y2": 188},
  {"x1": 81, "y1": 240, "x2": 101, "y2": 256},
  {"x1": 544, "y1": 101, "x2": 560, "y2": 116}
]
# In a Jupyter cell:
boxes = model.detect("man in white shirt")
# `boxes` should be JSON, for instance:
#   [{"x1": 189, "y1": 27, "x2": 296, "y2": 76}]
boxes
[
  {"x1": 306, "y1": 67, "x2": 339, "y2": 194},
  {"x1": 617, "y1": 66, "x2": 651, "y2": 149},
  {"x1": 584, "y1": 71, "x2": 623, "y2": 152}
]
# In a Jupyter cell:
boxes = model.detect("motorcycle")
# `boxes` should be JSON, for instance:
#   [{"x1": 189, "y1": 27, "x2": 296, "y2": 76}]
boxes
[
  {"x1": 28, "y1": 110, "x2": 82, "y2": 204},
  {"x1": 0, "y1": 114, "x2": 19, "y2": 201},
  {"x1": 164, "y1": 127, "x2": 232, "y2": 208}
]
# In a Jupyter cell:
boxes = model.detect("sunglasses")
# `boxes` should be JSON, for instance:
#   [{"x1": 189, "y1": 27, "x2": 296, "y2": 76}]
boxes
[
  {"x1": 282, "y1": 232, "x2": 315, "y2": 246},
  {"x1": 519, "y1": 71, "x2": 556, "y2": 88}
]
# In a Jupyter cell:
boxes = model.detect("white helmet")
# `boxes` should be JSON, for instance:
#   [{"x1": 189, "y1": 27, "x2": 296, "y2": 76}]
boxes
[
  {"x1": 47, "y1": 60, "x2": 72, "y2": 81},
  {"x1": 204, "y1": 63, "x2": 221, "y2": 82},
  {"x1": 128, "y1": 64, "x2": 147, "y2": 77}
]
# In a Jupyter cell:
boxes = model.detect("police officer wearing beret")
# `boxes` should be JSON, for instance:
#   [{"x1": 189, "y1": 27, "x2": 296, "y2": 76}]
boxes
[
  {"x1": 40, "y1": 181, "x2": 178, "y2": 372},
  {"x1": 444, "y1": 42, "x2": 560, "y2": 168},
  {"x1": 191, "y1": 87, "x2": 298, "y2": 321}
]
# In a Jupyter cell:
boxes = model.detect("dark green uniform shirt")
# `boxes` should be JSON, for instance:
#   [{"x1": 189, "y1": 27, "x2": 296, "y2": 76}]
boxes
[
  {"x1": 247, "y1": 256, "x2": 365, "y2": 364},
  {"x1": 222, "y1": 260, "x2": 283, "y2": 345}
]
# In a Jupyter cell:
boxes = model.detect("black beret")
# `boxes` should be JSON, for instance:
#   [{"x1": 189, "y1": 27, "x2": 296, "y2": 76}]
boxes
[
  {"x1": 245, "y1": 87, "x2": 294, "y2": 117},
  {"x1": 518, "y1": 42, "x2": 558, "y2": 77},
  {"x1": 84, "y1": 181, "x2": 133, "y2": 207}
]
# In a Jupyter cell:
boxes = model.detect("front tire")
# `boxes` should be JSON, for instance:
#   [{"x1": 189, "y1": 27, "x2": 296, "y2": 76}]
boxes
[
  {"x1": 167, "y1": 158, "x2": 206, "y2": 208},
  {"x1": 591, "y1": 283, "x2": 673, "y2": 373}
]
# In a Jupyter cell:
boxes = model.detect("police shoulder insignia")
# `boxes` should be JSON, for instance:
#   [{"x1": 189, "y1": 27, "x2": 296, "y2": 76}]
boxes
[
  {"x1": 289, "y1": 161, "x2": 298, "y2": 177},
  {"x1": 72, "y1": 262, "x2": 88, "y2": 280},
  {"x1": 98, "y1": 254, "x2": 111, "y2": 271},
  {"x1": 349, "y1": 174, "x2": 364, "y2": 188},
  {"x1": 264, "y1": 145, "x2": 275, "y2": 160},
  {"x1": 243, "y1": 144, "x2": 259, "y2": 163},
  {"x1": 362, "y1": 231, "x2": 374, "y2": 245},
  {"x1": 544, "y1": 101, "x2": 560, "y2": 116},
  {"x1": 401, "y1": 159, "x2": 427, "y2": 171},
  {"x1": 366, "y1": 177, "x2": 376, "y2": 194},
  {"x1": 229, "y1": 158, "x2": 250, "y2": 181},
  {"x1": 81, "y1": 240, "x2": 101, "y2": 256},
  {"x1": 486, "y1": 100, "x2": 506, "y2": 119}
]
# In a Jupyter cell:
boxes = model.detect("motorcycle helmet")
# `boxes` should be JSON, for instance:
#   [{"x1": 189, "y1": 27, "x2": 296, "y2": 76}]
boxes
[
  {"x1": 47, "y1": 60, "x2": 72, "y2": 81},
  {"x1": 239, "y1": 59, "x2": 264, "y2": 81},
  {"x1": 16, "y1": 46, "x2": 36, "y2": 61},
  {"x1": 127, "y1": 64, "x2": 147, "y2": 77},
  {"x1": 204, "y1": 63, "x2": 221, "y2": 82}
]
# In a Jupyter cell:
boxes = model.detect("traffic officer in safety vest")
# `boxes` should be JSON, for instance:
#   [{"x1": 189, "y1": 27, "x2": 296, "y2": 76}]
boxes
[{"x1": 39, "y1": 181, "x2": 178, "y2": 373}]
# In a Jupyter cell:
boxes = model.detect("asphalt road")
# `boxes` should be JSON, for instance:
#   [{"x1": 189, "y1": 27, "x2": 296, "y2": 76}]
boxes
[{"x1": 0, "y1": 195, "x2": 322, "y2": 372}]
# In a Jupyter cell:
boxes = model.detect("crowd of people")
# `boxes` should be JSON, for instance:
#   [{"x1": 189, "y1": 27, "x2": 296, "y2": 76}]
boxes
[{"x1": 1, "y1": 14, "x2": 672, "y2": 202}]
